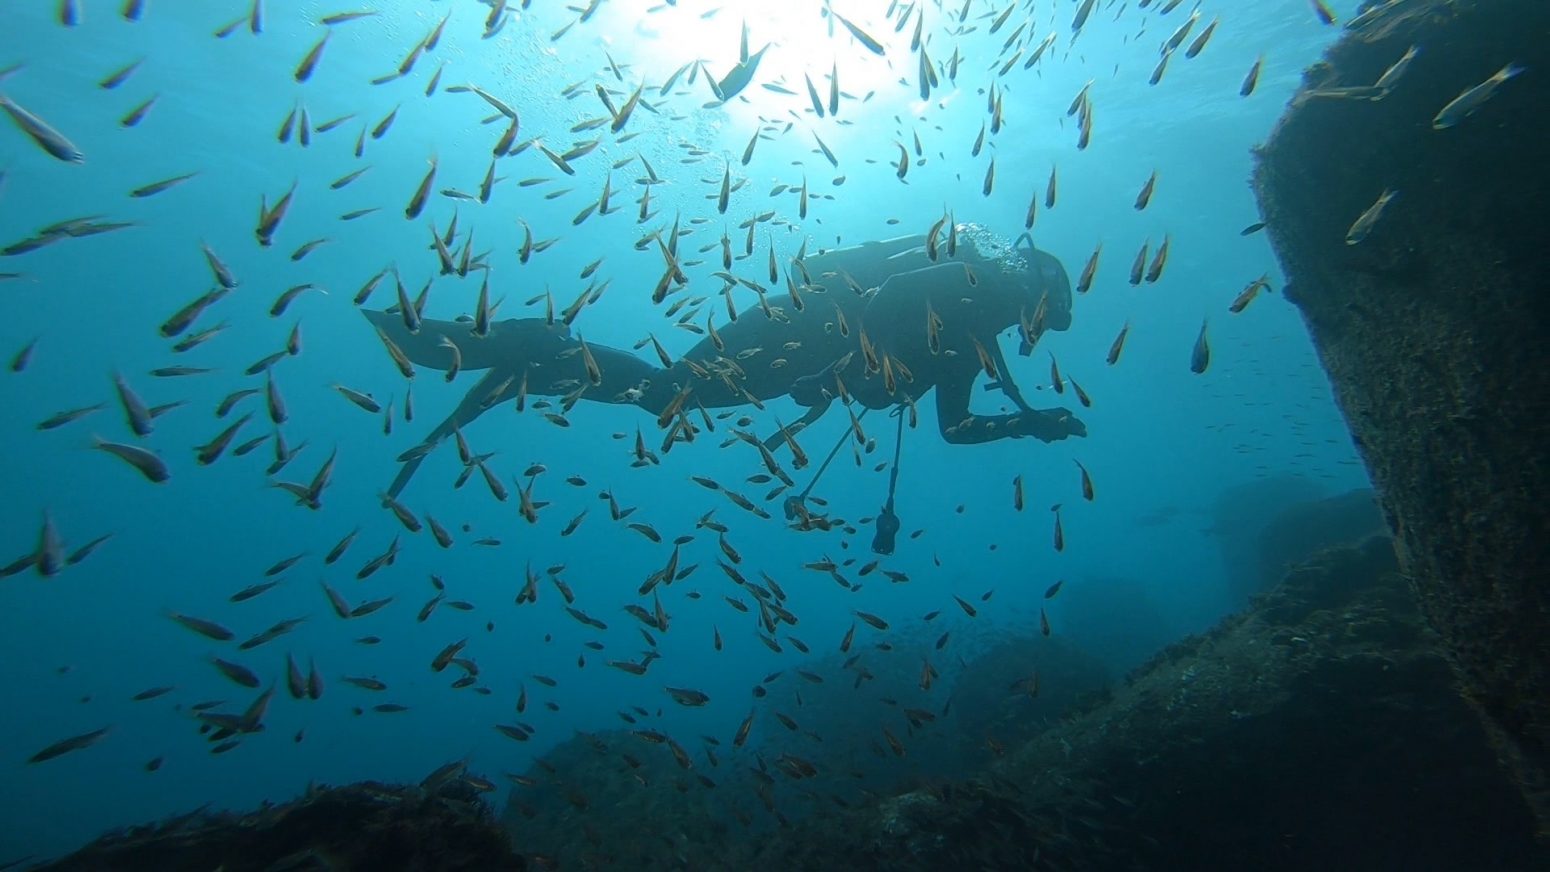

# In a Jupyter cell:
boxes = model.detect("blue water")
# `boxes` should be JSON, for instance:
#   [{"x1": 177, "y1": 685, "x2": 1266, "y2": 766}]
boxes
[{"x1": 0, "y1": 0, "x2": 1369, "y2": 860}]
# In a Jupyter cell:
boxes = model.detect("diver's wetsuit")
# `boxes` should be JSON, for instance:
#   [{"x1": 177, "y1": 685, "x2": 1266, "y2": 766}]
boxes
[{"x1": 370, "y1": 226, "x2": 1084, "y2": 496}]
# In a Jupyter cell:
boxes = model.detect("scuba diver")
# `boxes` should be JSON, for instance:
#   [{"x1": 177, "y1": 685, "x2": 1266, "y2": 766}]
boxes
[{"x1": 367, "y1": 224, "x2": 1085, "y2": 502}]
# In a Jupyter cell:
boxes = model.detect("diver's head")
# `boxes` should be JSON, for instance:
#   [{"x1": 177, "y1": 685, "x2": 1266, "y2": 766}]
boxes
[
  {"x1": 957, "y1": 226, "x2": 1075, "y2": 353},
  {"x1": 1013, "y1": 233, "x2": 1074, "y2": 334},
  {"x1": 1029, "y1": 253, "x2": 1074, "y2": 331}
]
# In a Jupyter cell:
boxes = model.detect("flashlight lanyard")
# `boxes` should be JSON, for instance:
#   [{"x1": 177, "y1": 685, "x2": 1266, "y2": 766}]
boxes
[{"x1": 883, "y1": 405, "x2": 904, "y2": 510}]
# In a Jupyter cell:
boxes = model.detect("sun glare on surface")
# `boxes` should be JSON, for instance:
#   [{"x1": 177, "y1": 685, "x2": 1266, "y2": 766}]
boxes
[{"x1": 618, "y1": 0, "x2": 918, "y2": 112}]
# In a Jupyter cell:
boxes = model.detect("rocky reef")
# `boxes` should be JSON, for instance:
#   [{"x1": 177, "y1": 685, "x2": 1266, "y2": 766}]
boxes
[
  {"x1": 752, "y1": 537, "x2": 1542, "y2": 871},
  {"x1": 32, "y1": 534, "x2": 1540, "y2": 870},
  {"x1": 1252, "y1": 0, "x2": 1550, "y2": 831},
  {"x1": 493, "y1": 627, "x2": 1113, "y2": 868},
  {"x1": 489, "y1": 533, "x2": 1541, "y2": 870},
  {"x1": 29, "y1": 774, "x2": 522, "y2": 871}
]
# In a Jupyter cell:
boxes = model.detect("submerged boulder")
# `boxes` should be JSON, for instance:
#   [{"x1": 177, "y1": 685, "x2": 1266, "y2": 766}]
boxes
[
  {"x1": 1256, "y1": 487, "x2": 1385, "y2": 595},
  {"x1": 1210, "y1": 479, "x2": 1386, "y2": 607}
]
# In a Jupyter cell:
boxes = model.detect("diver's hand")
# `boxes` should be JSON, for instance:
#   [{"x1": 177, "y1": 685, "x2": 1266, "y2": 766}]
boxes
[{"x1": 1021, "y1": 408, "x2": 1086, "y2": 441}]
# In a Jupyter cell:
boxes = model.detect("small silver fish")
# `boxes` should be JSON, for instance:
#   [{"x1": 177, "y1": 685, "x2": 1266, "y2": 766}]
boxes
[
  {"x1": 1374, "y1": 45, "x2": 1419, "y2": 92},
  {"x1": 28, "y1": 726, "x2": 110, "y2": 763},
  {"x1": 1345, "y1": 188, "x2": 1398, "y2": 246},
  {"x1": 0, "y1": 93, "x2": 84, "y2": 163},
  {"x1": 1189, "y1": 319, "x2": 1211, "y2": 374},
  {"x1": 1432, "y1": 63, "x2": 1526, "y2": 130},
  {"x1": 92, "y1": 436, "x2": 170, "y2": 482}
]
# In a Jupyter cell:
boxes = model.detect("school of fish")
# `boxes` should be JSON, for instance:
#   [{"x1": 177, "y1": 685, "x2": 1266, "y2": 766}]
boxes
[{"x1": 0, "y1": 0, "x2": 1526, "y2": 859}]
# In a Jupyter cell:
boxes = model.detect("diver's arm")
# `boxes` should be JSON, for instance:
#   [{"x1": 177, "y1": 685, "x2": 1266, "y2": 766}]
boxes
[
  {"x1": 934, "y1": 368, "x2": 1085, "y2": 444},
  {"x1": 984, "y1": 341, "x2": 1036, "y2": 413}
]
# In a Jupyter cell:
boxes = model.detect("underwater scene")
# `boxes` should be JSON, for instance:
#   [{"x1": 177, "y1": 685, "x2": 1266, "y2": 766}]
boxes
[{"x1": 2, "y1": 0, "x2": 1545, "y2": 869}]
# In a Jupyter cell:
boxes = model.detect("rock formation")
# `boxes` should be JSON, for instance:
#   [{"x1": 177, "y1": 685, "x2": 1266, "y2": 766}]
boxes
[{"x1": 1253, "y1": 0, "x2": 1549, "y2": 832}]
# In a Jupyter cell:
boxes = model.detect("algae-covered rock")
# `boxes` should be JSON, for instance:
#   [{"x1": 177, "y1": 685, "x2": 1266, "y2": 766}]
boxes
[
  {"x1": 1252, "y1": 0, "x2": 1550, "y2": 830},
  {"x1": 500, "y1": 729, "x2": 733, "y2": 869}
]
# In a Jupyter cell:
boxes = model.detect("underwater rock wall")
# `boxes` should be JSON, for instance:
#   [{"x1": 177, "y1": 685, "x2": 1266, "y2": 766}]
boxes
[{"x1": 1252, "y1": 0, "x2": 1550, "y2": 831}]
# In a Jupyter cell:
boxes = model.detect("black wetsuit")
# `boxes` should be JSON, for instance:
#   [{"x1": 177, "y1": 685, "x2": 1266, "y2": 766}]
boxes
[{"x1": 369, "y1": 231, "x2": 1084, "y2": 496}]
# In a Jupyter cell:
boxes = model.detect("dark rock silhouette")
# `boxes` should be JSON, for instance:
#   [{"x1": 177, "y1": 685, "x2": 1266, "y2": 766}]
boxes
[
  {"x1": 32, "y1": 777, "x2": 522, "y2": 871},
  {"x1": 1253, "y1": 0, "x2": 1550, "y2": 832}
]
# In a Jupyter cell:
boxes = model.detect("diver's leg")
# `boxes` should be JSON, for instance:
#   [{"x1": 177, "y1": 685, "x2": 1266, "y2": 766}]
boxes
[
  {"x1": 580, "y1": 343, "x2": 672, "y2": 413},
  {"x1": 933, "y1": 371, "x2": 1085, "y2": 444},
  {"x1": 364, "y1": 311, "x2": 593, "y2": 374},
  {"x1": 386, "y1": 367, "x2": 515, "y2": 497}
]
